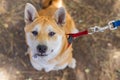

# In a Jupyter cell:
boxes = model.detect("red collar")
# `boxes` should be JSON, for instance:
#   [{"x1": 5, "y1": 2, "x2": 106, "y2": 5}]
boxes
[{"x1": 67, "y1": 30, "x2": 88, "y2": 47}]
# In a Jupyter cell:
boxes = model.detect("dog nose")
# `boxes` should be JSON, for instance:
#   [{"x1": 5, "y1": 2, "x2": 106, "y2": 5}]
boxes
[{"x1": 37, "y1": 45, "x2": 47, "y2": 53}]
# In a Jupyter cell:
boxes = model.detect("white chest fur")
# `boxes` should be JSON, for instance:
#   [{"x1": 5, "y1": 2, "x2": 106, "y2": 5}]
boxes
[{"x1": 30, "y1": 56, "x2": 56, "y2": 72}]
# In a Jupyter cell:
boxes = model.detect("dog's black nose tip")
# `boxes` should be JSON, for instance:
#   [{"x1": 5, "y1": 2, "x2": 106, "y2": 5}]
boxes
[{"x1": 37, "y1": 45, "x2": 47, "y2": 53}]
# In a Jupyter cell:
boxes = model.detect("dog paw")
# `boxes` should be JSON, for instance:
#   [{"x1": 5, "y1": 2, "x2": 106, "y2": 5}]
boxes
[
  {"x1": 68, "y1": 58, "x2": 76, "y2": 69},
  {"x1": 45, "y1": 67, "x2": 54, "y2": 72}
]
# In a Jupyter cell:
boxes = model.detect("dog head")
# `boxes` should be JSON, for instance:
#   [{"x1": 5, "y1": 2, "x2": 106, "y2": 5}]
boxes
[{"x1": 24, "y1": 3, "x2": 67, "y2": 59}]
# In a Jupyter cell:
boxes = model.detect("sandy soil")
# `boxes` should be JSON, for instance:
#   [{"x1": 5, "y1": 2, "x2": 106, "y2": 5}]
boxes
[{"x1": 0, "y1": 0, "x2": 120, "y2": 80}]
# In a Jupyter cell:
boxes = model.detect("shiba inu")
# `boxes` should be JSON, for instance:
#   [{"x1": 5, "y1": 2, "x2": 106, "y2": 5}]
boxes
[{"x1": 24, "y1": 0, "x2": 78, "y2": 72}]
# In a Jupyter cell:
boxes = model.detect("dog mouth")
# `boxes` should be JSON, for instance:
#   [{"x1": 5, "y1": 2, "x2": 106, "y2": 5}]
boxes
[
  {"x1": 34, "y1": 53, "x2": 48, "y2": 57},
  {"x1": 33, "y1": 49, "x2": 54, "y2": 58}
]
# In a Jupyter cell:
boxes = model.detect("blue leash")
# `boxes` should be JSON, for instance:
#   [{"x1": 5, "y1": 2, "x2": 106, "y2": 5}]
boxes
[{"x1": 112, "y1": 20, "x2": 120, "y2": 28}]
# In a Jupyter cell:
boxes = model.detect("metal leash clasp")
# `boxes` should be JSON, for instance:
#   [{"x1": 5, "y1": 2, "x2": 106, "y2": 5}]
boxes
[
  {"x1": 108, "y1": 20, "x2": 117, "y2": 30},
  {"x1": 88, "y1": 20, "x2": 118, "y2": 34},
  {"x1": 88, "y1": 26, "x2": 99, "y2": 34},
  {"x1": 88, "y1": 26, "x2": 109, "y2": 34}
]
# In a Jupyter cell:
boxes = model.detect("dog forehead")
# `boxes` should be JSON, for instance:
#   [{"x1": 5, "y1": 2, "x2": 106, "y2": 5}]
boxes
[
  {"x1": 25, "y1": 17, "x2": 61, "y2": 33},
  {"x1": 33, "y1": 23, "x2": 54, "y2": 32},
  {"x1": 33, "y1": 24, "x2": 41, "y2": 31},
  {"x1": 46, "y1": 25, "x2": 54, "y2": 31}
]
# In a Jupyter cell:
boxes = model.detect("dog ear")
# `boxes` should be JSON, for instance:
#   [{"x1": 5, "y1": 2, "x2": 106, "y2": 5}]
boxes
[
  {"x1": 24, "y1": 3, "x2": 39, "y2": 24},
  {"x1": 54, "y1": 7, "x2": 66, "y2": 25}
]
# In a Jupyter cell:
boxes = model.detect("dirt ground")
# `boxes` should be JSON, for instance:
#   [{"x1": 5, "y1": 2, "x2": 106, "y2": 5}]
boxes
[{"x1": 0, "y1": 0, "x2": 120, "y2": 80}]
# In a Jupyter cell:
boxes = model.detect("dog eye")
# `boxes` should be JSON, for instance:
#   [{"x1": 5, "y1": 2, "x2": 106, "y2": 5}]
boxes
[
  {"x1": 49, "y1": 32, "x2": 56, "y2": 37},
  {"x1": 32, "y1": 31, "x2": 38, "y2": 36}
]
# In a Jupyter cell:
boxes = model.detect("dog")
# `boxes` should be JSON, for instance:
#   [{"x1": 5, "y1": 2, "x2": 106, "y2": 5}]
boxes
[{"x1": 24, "y1": 0, "x2": 78, "y2": 72}]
